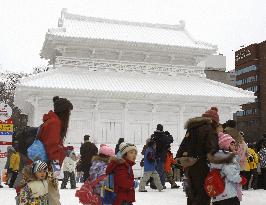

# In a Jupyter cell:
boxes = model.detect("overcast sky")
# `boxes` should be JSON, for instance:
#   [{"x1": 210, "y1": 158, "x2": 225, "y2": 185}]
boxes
[{"x1": 0, "y1": 0, "x2": 265, "y2": 73}]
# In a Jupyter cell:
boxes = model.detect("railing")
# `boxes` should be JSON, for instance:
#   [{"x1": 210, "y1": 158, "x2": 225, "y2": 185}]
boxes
[{"x1": 55, "y1": 56, "x2": 206, "y2": 77}]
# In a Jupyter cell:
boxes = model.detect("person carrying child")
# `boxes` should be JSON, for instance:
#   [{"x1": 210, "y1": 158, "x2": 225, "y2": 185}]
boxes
[
  {"x1": 106, "y1": 143, "x2": 138, "y2": 205},
  {"x1": 139, "y1": 140, "x2": 163, "y2": 192},
  {"x1": 210, "y1": 132, "x2": 247, "y2": 205},
  {"x1": 18, "y1": 160, "x2": 49, "y2": 205}
]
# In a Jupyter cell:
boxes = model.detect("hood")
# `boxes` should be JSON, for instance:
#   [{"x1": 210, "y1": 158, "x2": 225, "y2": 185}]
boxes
[
  {"x1": 43, "y1": 110, "x2": 59, "y2": 122},
  {"x1": 92, "y1": 155, "x2": 109, "y2": 164},
  {"x1": 184, "y1": 117, "x2": 212, "y2": 130},
  {"x1": 210, "y1": 150, "x2": 237, "y2": 169}
]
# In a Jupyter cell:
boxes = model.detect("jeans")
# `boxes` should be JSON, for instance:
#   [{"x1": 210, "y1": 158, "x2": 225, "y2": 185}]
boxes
[
  {"x1": 139, "y1": 171, "x2": 163, "y2": 191},
  {"x1": 156, "y1": 159, "x2": 165, "y2": 186}
]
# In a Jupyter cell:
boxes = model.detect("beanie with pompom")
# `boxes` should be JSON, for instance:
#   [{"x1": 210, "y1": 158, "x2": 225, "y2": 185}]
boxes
[{"x1": 202, "y1": 107, "x2": 220, "y2": 124}]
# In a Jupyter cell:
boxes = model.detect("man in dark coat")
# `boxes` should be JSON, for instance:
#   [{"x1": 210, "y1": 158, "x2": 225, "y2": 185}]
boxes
[
  {"x1": 150, "y1": 124, "x2": 172, "y2": 187},
  {"x1": 80, "y1": 135, "x2": 98, "y2": 181},
  {"x1": 177, "y1": 107, "x2": 234, "y2": 205}
]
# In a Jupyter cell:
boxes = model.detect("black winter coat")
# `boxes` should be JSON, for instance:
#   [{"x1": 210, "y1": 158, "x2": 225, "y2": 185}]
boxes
[
  {"x1": 80, "y1": 141, "x2": 98, "y2": 173},
  {"x1": 151, "y1": 130, "x2": 170, "y2": 160}
]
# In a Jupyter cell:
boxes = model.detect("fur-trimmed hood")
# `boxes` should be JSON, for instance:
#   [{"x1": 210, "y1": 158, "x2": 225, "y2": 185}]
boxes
[
  {"x1": 185, "y1": 117, "x2": 212, "y2": 130},
  {"x1": 91, "y1": 155, "x2": 109, "y2": 164}
]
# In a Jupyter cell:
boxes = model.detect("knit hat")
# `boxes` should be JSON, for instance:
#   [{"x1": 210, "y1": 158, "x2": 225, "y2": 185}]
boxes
[
  {"x1": 32, "y1": 160, "x2": 48, "y2": 173},
  {"x1": 99, "y1": 144, "x2": 115, "y2": 157},
  {"x1": 218, "y1": 132, "x2": 235, "y2": 151},
  {"x1": 53, "y1": 96, "x2": 73, "y2": 113},
  {"x1": 119, "y1": 143, "x2": 138, "y2": 156},
  {"x1": 202, "y1": 107, "x2": 219, "y2": 124}
]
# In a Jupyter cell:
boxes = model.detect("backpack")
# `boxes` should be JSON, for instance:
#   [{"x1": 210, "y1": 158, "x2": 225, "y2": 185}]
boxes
[
  {"x1": 100, "y1": 164, "x2": 131, "y2": 204},
  {"x1": 204, "y1": 169, "x2": 225, "y2": 197},
  {"x1": 101, "y1": 173, "x2": 117, "y2": 204},
  {"x1": 76, "y1": 175, "x2": 106, "y2": 205},
  {"x1": 16, "y1": 126, "x2": 39, "y2": 156},
  {"x1": 17, "y1": 125, "x2": 48, "y2": 162}
]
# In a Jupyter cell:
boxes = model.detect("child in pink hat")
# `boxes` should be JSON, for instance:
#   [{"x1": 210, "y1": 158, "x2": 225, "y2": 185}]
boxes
[
  {"x1": 88, "y1": 144, "x2": 115, "y2": 196},
  {"x1": 210, "y1": 132, "x2": 247, "y2": 205}
]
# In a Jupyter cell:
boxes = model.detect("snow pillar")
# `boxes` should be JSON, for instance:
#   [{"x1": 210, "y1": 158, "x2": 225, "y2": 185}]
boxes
[{"x1": 178, "y1": 105, "x2": 185, "y2": 145}]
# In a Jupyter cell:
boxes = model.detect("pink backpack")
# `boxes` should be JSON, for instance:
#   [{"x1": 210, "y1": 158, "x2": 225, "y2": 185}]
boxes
[{"x1": 76, "y1": 175, "x2": 106, "y2": 205}]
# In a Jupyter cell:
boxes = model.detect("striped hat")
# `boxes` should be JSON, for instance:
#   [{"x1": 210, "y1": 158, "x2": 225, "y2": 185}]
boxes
[
  {"x1": 32, "y1": 160, "x2": 48, "y2": 173},
  {"x1": 119, "y1": 143, "x2": 138, "y2": 156}
]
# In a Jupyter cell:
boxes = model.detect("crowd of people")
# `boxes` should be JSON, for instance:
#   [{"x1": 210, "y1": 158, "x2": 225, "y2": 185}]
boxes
[{"x1": 1, "y1": 97, "x2": 266, "y2": 205}]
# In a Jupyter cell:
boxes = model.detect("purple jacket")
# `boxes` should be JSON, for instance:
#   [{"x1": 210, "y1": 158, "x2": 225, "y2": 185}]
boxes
[{"x1": 89, "y1": 155, "x2": 109, "y2": 194}]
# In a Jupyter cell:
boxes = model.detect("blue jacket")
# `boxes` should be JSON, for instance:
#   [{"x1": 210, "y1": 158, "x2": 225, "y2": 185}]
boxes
[{"x1": 144, "y1": 147, "x2": 156, "y2": 172}]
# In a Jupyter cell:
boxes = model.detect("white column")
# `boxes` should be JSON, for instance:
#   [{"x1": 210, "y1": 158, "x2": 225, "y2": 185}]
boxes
[
  {"x1": 92, "y1": 101, "x2": 99, "y2": 144},
  {"x1": 122, "y1": 103, "x2": 128, "y2": 139},
  {"x1": 178, "y1": 105, "x2": 185, "y2": 145},
  {"x1": 150, "y1": 104, "x2": 157, "y2": 134},
  {"x1": 32, "y1": 96, "x2": 40, "y2": 126}
]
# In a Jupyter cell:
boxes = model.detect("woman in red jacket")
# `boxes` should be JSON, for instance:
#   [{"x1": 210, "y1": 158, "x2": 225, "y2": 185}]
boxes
[
  {"x1": 106, "y1": 143, "x2": 138, "y2": 205},
  {"x1": 39, "y1": 96, "x2": 73, "y2": 205}
]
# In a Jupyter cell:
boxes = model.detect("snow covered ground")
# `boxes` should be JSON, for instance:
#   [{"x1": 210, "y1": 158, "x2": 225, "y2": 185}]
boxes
[{"x1": 1, "y1": 182, "x2": 266, "y2": 205}]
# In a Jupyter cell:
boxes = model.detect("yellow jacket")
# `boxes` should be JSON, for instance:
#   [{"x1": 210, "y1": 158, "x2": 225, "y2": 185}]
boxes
[
  {"x1": 9, "y1": 152, "x2": 20, "y2": 171},
  {"x1": 247, "y1": 148, "x2": 259, "y2": 170}
]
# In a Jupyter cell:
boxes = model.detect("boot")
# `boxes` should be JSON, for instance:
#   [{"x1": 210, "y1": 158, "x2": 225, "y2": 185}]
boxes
[
  {"x1": 171, "y1": 183, "x2": 180, "y2": 189},
  {"x1": 61, "y1": 186, "x2": 66, "y2": 189}
]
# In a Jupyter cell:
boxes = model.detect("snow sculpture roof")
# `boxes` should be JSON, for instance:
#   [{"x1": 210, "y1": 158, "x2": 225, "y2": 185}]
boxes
[
  {"x1": 42, "y1": 9, "x2": 216, "y2": 52},
  {"x1": 17, "y1": 67, "x2": 254, "y2": 104}
]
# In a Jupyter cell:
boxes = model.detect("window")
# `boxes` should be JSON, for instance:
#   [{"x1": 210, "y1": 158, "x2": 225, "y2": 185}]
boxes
[
  {"x1": 246, "y1": 86, "x2": 258, "y2": 92},
  {"x1": 236, "y1": 108, "x2": 257, "y2": 117},
  {"x1": 236, "y1": 75, "x2": 257, "y2": 86},
  {"x1": 235, "y1": 65, "x2": 257, "y2": 76}
]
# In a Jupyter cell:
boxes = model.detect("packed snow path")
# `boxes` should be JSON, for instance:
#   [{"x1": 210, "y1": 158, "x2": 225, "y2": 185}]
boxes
[{"x1": 1, "y1": 182, "x2": 266, "y2": 205}]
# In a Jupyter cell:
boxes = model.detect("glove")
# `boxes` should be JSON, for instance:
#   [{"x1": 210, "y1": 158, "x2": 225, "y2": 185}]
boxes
[
  {"x1": 240, "y1": 176, "x2": 247, "y2": 186},
  {"x1": 134, "y1": 180, "x2": 139, "y2": 189},
  {"x1": 51, "y1": 160, "x2": 61, "y2": 178}
]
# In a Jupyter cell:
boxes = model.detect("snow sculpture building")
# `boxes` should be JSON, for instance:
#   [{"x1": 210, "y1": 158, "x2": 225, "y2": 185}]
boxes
[{"x1": 15, "y1": 9, "x2": 255, "y2": 147}]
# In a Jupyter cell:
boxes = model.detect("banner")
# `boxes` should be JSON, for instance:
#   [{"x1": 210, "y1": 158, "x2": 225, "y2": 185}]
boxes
[{"x1": 0, "y1": 102, "x2": 13, "y2": 158}]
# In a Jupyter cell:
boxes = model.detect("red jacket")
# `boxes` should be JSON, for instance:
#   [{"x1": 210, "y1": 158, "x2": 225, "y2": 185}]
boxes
[
  {"x1": 39, "y1": 111, "x2": 65, "y2": 166},
  {"x1": 164, "y1": 151, "x2": 176, "y2": 173},
  {"x1": 106, "y1": 158, "x2": 135, "y2": 205}
]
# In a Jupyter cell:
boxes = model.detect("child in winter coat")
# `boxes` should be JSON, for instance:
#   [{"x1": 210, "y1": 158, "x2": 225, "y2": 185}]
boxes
[
  {"x1": 9, "y1": 148, "x2": 21, "y2": 188},
  {"x1": 19, "y1": 160, "x2": 49, "y2": 205},
  {"x1": 258, "y1": 143, "x2": 266, "y2": 190},
  {"x1": 210, "y1": 133, "x2": 247, "y2": 205},
  {"x1": 89, "y1": 144, "x2": 115, "y2": 196},
  {"x1": 139, "y1": 140, "x2": 163, "y2": 192},
  {"x1": 247, "y1": 144, "x2": 259, "y2": 189},
  {"x1": 61, "y1": 151, "x2": 77, "y2": 189},
  {"x1": 106, "y1": 143, "x2": 138, "y2": 205},
  {"x1": 164, "y1": 148, "x2": 179, "y2": 189}
]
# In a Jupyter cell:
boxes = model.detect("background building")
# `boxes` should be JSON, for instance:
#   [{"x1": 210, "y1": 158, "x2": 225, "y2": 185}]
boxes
[
  {"x1": 235, "y1": 40, "x2": 266, "y2": 142},
  {"x1": 201, "y1": 55, "x2": 236, "y2": 86}
]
